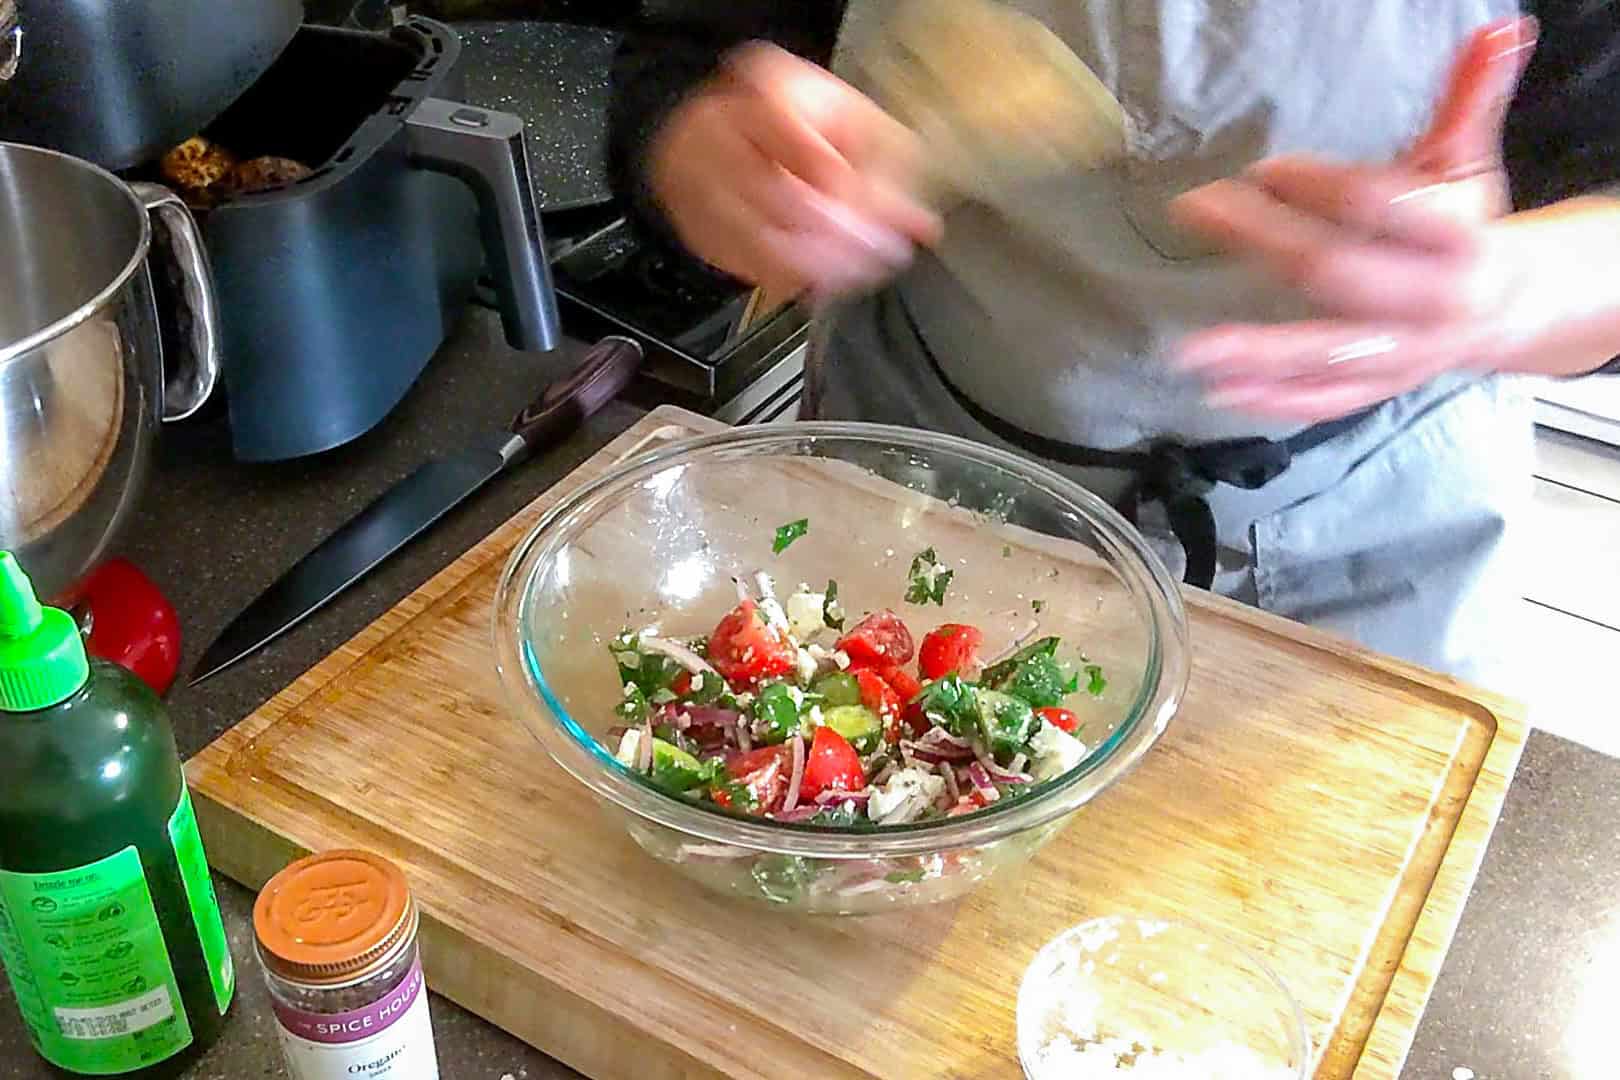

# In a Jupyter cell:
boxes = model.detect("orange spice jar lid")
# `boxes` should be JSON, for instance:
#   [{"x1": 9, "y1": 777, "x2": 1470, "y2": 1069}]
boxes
[{"x1": 253, "y1": 849, "x2": 416, "y2": 985}]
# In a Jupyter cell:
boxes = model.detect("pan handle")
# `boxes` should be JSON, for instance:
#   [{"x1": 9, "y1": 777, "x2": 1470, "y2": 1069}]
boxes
[
  {"x1": 405, "y1": 97, "x2": 560, "y2": 353},
  {"x1": 130, "y1": 182, "x2": 223, "y2": 422}
]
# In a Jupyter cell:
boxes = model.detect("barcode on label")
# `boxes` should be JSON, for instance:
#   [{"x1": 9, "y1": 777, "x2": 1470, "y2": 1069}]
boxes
[
  {"x1": 55, "y1": 986, "x2": 174, "y2": 1041},
  {"x1": 58, "y1": 1013, "x2": 130, "y2": 1039}
]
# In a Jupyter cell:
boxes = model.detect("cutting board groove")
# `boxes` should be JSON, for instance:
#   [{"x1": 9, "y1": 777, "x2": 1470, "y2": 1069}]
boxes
[{"x1": 188, "y1": 408, "x2": 1524, "y2": 1080}]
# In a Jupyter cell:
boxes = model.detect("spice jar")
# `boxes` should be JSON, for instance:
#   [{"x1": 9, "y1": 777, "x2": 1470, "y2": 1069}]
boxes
[{"x1": 253, "y1": 850, "x2": 440, "y2": 1080}]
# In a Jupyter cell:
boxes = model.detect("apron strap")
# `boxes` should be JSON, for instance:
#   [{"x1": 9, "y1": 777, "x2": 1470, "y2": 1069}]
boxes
[{"x1": 893, "y1": 293, "x2": 1372, "y2": 589}]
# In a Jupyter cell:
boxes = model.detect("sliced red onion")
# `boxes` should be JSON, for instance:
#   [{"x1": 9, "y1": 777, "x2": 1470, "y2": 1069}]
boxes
[
  {"x1": 1009, "y1": 752, "x2": 1029, "y2": 775},
  {"x1": 736, "y1": 718, "x2": 753, "y2": 753},
  {"x1": 971, "y1": 743, "x2": 1031, "y2": 784},
  {"x1": 773, "y1": 805, "x2": 823, "y2": 823},
  {"x1": 639, "y1": 635, "x2": 718, "y2": 677},
  {"x1": 684, "y1": 706, "x2": 742, "y2": 730},
  {"x1": 872, "y1": 762, "x2": 898, "y2": 787},
  {"x1": 783, "y1": 734, "x2": 807, "y2": 811},
  {"x1": 753, "y1": 570, "x2": 777, "y2": 601},
  {"x1": 901, "y1": 743, "x2": 953, "y2": 766},
  {"x1": 638, "y1": 720, "x2": 655, "y2": 772},
  {"x1": 814, "y1": 787, "x2": 872, "y2": 807},
  {"x1": 967, "y1": 762, "x2": 1000, "y2": 803},
  {"x1": 941, "y1": 761, "x2": 961, "y2": 804},
  {"x1": 606, "y1": 725, "x2": 629, "y2": 742},
  {"x1": 917, "y1": 727, "x2": 973, "y2": 752}
]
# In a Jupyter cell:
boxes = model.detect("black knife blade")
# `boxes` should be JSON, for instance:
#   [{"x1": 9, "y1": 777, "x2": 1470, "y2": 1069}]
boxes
[{"x1": 190, "y1": 336, "x2": 643, "y2": 686}]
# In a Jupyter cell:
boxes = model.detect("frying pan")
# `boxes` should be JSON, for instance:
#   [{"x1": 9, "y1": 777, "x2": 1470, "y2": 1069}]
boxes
[
  {"x1": 327, "y1": 3, "x2": 621, "y2": 213},
  {"x1": 453, "y1": 20, "x2": 619, "y2": 213}
]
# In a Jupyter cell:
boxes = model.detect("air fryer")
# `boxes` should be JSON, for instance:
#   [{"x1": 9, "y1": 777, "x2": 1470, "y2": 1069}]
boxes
[{"x1": 159, "y1": 18, "x2": 559, "y2": 462}]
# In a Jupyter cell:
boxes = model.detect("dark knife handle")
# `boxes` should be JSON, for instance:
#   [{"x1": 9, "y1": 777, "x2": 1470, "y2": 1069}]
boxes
[{"x1": 508, "y1": 336, "x2": 644, "y2": 459}]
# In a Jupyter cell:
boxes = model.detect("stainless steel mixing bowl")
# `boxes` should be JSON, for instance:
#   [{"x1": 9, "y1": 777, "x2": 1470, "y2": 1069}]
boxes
[{"x1": 0, "y1": 142, "x2": 220, "y2": 598}]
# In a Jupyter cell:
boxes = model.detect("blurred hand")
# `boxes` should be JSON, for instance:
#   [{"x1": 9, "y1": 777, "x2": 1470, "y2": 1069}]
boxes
[
  {"x1": 1169, "y1": 18, "x2": 1551, "y2": 422},
  {"x1": 650, "y1": 42, "x2": 943, "y2": 303}
]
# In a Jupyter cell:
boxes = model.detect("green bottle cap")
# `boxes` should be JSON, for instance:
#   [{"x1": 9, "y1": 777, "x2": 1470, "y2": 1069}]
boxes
[{"x1": 0, "y1": 552, "x2": 89, "y2": 712}]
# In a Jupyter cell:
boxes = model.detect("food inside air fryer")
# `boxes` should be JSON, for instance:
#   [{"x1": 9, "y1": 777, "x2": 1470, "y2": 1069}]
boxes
[
  {"x1": 161, "y1": 136, "x2": 239, "y2": 194},
  {"x1": 160, "y1": 136, "x2": 312, "y2": 209}
]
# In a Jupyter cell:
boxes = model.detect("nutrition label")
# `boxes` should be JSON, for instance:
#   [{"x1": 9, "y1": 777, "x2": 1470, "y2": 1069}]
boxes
[{"x1": 0, "y1": 846, "x2": 192, "y2": 1074}]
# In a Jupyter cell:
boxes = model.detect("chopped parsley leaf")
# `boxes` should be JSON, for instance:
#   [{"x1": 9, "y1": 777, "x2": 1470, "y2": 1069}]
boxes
[
  {"x1": 773, "y1": 518, "x2": 810, "y2": 554},
  {"x1": 885, "y1": 868, "x2": 927, "y2": 884},
  {"x1": 1031, "y1": 599, "x2": 1046, "y2": 614},
  {"x1": 823, "y1": 579, "x2": 846, "y2": 630},
  {"x1": 905, "y1": 547, "x2": 953, "y2": 606},
  {"x1": 1085, "y1": 663, "x2": 1108, "y2": 697}
]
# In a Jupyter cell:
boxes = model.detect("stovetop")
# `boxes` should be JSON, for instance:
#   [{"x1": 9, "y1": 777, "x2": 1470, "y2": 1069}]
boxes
[
  {"x1": 427, "y1": 14, "x2": 809, "y2": 422},
  {"x1": 538, "y1": 207, "x2": 805, "y2": 413},
  {"x1": 312, "y1": 5, "x2": 810, "y2": 423}
]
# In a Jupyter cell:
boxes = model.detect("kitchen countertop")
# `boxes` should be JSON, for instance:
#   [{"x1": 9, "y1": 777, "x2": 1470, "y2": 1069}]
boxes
[{"x1": 2, "y1": 309, "x2": 1616, "y2": 1079}]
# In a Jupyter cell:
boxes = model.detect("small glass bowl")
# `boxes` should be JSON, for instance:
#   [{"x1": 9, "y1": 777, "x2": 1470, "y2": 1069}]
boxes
[
  {"x1": 1017, "y1": 916, "x2": 1310, "y2": 1079},
  {"x1": 494, "y1": 423, "x2": 1189, "y2": 914}
]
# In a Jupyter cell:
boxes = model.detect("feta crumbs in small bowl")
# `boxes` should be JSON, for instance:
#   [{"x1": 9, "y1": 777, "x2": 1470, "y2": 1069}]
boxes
[{"x1": 1016, "y1": 916, "x2": 1309, "y2": 1080}]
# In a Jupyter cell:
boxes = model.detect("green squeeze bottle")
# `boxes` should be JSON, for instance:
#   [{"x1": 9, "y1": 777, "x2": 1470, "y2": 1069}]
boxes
[{"x1": 0, "y1": 553, "x2": 235, "y2": 1076}]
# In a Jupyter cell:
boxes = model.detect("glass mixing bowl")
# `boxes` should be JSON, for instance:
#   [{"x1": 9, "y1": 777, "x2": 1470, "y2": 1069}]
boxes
[
  {"x1": 1017, "y1": 916, "x2": 1310, "y2": 1078},
  {"x1": 494, "y1": 423, "x2": 1189, "y2": 914}
]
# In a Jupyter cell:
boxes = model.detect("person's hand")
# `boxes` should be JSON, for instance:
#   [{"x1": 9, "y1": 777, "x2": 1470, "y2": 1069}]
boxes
[
  {"x1": 649, "y1": 42, "x2": 943, "y2": 303},
  {"x1": 1168, "y1": 18, "x2": 1546, "y2": 421}
]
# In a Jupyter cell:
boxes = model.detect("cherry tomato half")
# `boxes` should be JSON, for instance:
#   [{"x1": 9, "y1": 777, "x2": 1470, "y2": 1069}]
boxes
[
  {"x1": 836, "y1": 610, "x2": 915, "y2": 669},
  {"x1": 918, "y1": 623, "x2": 984, "y2": 682},
  {"x1": 708, "y1": 600, "x2": 796, "y2": 688}
]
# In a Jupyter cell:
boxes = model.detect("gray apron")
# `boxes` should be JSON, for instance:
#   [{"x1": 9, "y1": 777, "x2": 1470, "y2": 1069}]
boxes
[{"x1": 807, "y1": 0, "x2": 1532, "y2": 694}]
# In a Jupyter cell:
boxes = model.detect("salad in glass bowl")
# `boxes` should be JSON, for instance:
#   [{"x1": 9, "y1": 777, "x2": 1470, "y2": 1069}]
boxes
[
  {"x1": 495, "y1": 423, "x2": 1189, "y2": 914},
  {"x1": 606, "y1": 564, "x2": 1104, "y2": 830}
]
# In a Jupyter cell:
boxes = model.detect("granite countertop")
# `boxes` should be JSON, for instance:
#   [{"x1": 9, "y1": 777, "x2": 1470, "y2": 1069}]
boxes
[{"x1": 2, "y1": 310, "x2": 1616, "y2": 1079}]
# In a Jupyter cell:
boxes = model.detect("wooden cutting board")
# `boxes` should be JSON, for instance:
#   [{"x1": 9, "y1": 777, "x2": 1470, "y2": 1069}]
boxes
[{"x1": 187, "y1": 406, "x2": 1525, "y2": 1080}]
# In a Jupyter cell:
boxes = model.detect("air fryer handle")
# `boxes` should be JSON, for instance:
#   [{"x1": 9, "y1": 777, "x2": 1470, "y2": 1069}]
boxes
[{"x1": 405, "y1": 97, "x2": 560, "y2": 353}]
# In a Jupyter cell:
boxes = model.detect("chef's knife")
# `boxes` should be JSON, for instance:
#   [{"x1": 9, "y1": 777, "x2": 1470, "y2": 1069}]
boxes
[{"x1": 190, "y1": 336, "x2": 643, "y2": 686}]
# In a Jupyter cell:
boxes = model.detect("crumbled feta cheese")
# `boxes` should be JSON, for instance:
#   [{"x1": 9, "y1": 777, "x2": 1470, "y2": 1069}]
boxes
[
  {"x1": 689, "y1": 673, "x2": 705, "y2": 693},
  {"x1": 621, "y1": 682, "x2": 636, "y2": 698},
  {"x1": 753, "y1": 570, "x2": 777, "y2": 600},
  {"x1": 832, "y1": 650, "x2": 851, "y2": 670},
  {"x1": 794, "y1": 647, "x2": 818, "y2": 685},
  {"x1": 733, "y1": 692, "x2": 755, "y2": 708},
  {"x1": 1029, "y1": 720, "x2": 1088, "y2": 781},
  {"x1": 869, "y1": 768, "x2": 946, "y2": 822},
  {"x1": 785, "y1": 685, "x2": 805, "y2": 708},
  {"x1": 807, "y1": 705, "x2": 824, "y2": 727},
  {"x1": 614, "y1": 729, "x2": 642, "y2": 767},
  {"x1": 785, "y1": 591, "x2": 827, "y2": 639}
]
